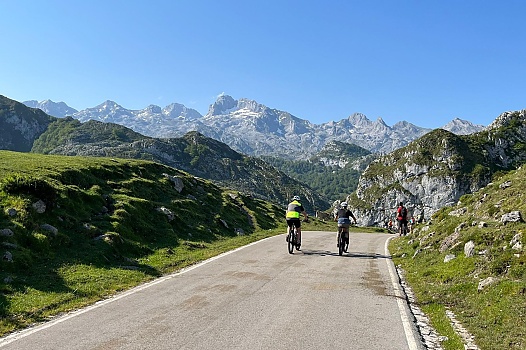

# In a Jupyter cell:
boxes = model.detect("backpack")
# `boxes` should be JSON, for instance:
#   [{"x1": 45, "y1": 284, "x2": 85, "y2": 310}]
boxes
[
  {"x1": 401, "y1": 206, "x2": 408, "y2": 219},
  {"x1": 338, "y1": 217, "x2": 351, "y2": 225}
]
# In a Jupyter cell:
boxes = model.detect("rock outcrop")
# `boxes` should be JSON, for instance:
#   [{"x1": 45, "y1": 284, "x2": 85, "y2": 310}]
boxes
[{"x1": 349, "y1": 110, "x2": 526, "y2": 226}]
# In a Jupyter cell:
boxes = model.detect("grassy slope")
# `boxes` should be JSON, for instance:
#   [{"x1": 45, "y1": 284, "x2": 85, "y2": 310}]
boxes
[
  {"x1": 390, "y1": 167, "x2": 526, "y2": 349},
  {"x1": 0, "y1": 150, "x2": 334, "y2": 336}
]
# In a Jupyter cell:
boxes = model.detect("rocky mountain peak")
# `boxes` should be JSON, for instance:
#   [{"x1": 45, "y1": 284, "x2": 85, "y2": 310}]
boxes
[
  {"x1": 441, "y1": 117, "x2": 485, "y2": 135},
  {"x1": 347, "y1": 113, "x2": 371, "y2": 127},
  {"x1": 237, "y1": 98, "x2": 267, "y2": 114},
  {"x1": 98, "y1": 100, "x2": 121, "y2": 110},
  {"x1": 207, "y1": 94, "x2": 237, "y2": 115},
  {"x1": 162, "y1": 103, "x2": 202, "y2": 120},
  {"x1": 143, "y1": 104, "x2": 162, "y2": 114},
  {"x1": 375, "y1": 117, "x2": 388, "y2": 127}
]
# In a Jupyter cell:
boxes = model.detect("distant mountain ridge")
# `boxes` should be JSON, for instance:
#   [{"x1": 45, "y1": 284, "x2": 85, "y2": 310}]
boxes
[
  {"x1": 23, "y1": 96, "x2": 485, "y2": 158},
  {"x1": 23, "y1": 99, "x2": 78, "y2": 117}
]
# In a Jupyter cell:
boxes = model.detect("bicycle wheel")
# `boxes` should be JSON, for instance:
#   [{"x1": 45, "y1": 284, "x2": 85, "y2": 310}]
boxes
[
  {"x1": 287, "y1": 227, "x2": 294, "y2": 254},
  {"x1": 338, "y1": 229, "x2": 344, "y2": 256},
  {"x1": 343, "y1": 231, "x2": 349, "y2": 253},
  {"x1": 295, "y1": 229, "x2": 301, "y2": 251}
]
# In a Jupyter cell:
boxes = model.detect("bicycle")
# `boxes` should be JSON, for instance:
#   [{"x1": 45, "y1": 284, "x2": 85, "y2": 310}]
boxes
[
  {"x1": 337, "y1": 226, "x2": 349, "y2": 256},
  {"x1": 287, "y1": 225, "x2": 301, "y2": 254}
]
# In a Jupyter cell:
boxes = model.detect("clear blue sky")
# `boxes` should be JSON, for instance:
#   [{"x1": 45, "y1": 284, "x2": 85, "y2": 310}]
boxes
[{"x1": 1, "y1": 0, "x2": 525, "y2": 128}]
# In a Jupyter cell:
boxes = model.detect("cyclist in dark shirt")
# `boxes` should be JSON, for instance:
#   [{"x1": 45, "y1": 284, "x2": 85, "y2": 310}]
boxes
[{"x1": 334, "y1": 202, "x2": 356, "y2": 247}]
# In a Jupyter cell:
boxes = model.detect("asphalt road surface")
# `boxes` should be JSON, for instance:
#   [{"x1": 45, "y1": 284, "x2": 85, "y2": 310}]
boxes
[{"x1": 0, "y1": 231, "x2": 425, "y2": 350}]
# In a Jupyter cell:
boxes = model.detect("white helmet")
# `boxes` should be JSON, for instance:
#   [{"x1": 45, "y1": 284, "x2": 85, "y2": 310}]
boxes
[
  {"x1": 293, "y1": 195, "x2": 300, "y2": 201},
  {"x1": 340, "y1": 202, "x2": 348, "y2": 208}
]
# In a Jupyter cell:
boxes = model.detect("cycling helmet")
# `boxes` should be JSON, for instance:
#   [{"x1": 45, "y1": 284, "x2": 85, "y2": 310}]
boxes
[
  {"x1": 340, "y1": 202, "x2": 348, "y2": 208},
  {"x1": 293, "y1": 195, "x2": 300, "y2": 201}
]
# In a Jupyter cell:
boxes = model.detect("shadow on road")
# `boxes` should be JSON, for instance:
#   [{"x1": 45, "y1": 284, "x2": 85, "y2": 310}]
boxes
[{"x1": 300, "y1": 249, "x2": 391, "y2": 260}]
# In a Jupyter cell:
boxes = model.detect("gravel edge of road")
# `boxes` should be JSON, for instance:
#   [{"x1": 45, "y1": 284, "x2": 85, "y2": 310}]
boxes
[{"x1": 387, "y1": 235, "x2": 480, "y2": 350}]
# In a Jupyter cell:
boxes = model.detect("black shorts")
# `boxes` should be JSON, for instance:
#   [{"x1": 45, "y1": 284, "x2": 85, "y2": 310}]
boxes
[{"x1": 287, "y1": 219, "x2": 301, "y2": 228}]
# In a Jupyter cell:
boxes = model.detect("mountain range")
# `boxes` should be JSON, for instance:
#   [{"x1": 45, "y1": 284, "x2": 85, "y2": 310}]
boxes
[{"x1": 23, "y1": 95, "x2": 485, "y2": 158}]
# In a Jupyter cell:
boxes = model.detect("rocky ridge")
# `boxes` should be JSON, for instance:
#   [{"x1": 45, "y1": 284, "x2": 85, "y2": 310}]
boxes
[
  {"x1": 349, "y1": 110, "x2": 526, "y2": 226},
  {"x1": 23, "y1": 95, "x2": 485, "y2": 159}
]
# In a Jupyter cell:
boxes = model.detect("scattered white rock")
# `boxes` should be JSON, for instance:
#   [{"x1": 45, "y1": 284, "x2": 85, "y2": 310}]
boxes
[
  {"x1": 156, "y1": 206, "x2": 175, "y2": 221},
  {"x1": 32, "y1": 200, "x2": 47, "y2": 214},
  {"x1": 449, "y1": 207, "x2": 467, "y2": 217},
  {"x1": 510, "y1": 233, "x2": 523, "y2": 251},
  {"x1": 444, "y1": 254, "x2": 456, "y2": 263},
  {"x1": 162, "y1": 173, "x2": 184, "y2": 193},
  {"x1": 478, "y1": 277, "x2": 497, "y2": 291},
  {"x1": 501, "y1": 211, "x2": 523, "y2": 224},
  {"x1": 464, "y1": 241, "x2": 475, "y2": 257},
  {"x1": 41, "y1": 224, "x2": 58, "y2": 236}
]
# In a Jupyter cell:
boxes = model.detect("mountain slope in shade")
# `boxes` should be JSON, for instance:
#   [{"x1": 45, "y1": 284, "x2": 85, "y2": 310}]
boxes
[{"x1": 1, "y1": 95, "x2": 56, "y2": 152}]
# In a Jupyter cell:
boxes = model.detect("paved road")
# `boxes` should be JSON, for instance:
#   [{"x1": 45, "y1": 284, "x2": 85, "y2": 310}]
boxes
[{"x1": 0, "y1": 231, "x2": 424, "y2": 349}]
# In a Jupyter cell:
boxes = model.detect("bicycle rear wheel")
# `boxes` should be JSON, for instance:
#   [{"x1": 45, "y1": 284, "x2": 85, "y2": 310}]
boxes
[
  {"x1": 295, "y1": 230, "x2": 301, "y2": 251},
  {"x1": 343, "y1": 231, "x2": 349, "y2": 253},
  {"x1": 338, "y1": 229, "x2": 344, "y2": 256},
  {"x1": 287, "y1": 227, "x2": 294, "y2": 254}
]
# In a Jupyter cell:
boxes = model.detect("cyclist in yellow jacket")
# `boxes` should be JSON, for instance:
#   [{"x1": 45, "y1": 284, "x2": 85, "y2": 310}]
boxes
[{"x1": 285, "y1": 195, "x2": 308, "y2": 243}]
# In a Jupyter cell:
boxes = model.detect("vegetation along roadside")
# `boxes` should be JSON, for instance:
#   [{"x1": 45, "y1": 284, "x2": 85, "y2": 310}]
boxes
[{"x1": 390, "y1": 167, "x2": 525, "y2": 350}]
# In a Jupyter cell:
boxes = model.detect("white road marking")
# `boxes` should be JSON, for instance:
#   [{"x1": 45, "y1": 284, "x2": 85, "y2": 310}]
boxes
[
  {"x1": 385, "y1": 236, "x2": 422, "y2": 350},
  {"x1": 0, "y1": 237, "x2": 271, "y2": 347}
]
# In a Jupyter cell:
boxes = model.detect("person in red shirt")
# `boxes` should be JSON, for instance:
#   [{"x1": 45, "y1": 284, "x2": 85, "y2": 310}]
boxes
[{"x1": 396, "y1": 202, "x2": 408, "y2": 236}]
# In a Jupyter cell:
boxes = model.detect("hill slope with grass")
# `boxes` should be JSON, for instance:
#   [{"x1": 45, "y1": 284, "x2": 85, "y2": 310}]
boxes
[
  {"x1": 0, "y1": 151, "x2": 334, "y2": 336},
  {"x1": 30, "y1": 117, "x2": 329, "y2": 211},
  {"x1": 349, "y1": 110, "x2": 526, "y2": 227},
  {"x1": 390, "y1": 166, "x2": 525, "y2": 349}
]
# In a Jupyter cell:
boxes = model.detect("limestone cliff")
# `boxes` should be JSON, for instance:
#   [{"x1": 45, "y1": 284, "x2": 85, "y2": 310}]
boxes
[{"x1": 349, "y1": 110, "x2": 526, "y2": 227}]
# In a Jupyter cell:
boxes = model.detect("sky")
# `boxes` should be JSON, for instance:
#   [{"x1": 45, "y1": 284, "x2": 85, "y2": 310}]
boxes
[{"x1": 1, "y1": 0, "x2": 525, "y2": 129}]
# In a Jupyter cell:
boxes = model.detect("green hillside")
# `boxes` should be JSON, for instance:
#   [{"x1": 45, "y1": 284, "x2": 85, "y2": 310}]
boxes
[
  {"x1": 30, "y1": 117, "x2": 330, "y2": 212},
  {"x1": 390, "y1": 167, "x2": 526, "y2": 349},
  {"x1": 0, "y1": 151, "x2": 331, "y2": 336},
  {"x1": 261, "y1": 141, "x2": 372, "y2": 202}
]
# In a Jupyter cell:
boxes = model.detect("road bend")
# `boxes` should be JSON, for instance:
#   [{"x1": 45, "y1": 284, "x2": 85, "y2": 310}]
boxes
[{"x1": 0, "y1": 231, "x2": 425, "y2": 350}]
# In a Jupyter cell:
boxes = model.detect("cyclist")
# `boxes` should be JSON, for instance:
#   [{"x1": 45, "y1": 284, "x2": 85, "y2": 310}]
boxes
[
  {"x1": 396, "y1": 202, "x2": 408, "y2": 236},
  {"x1": 334, "y1": 202, "x2": 357, "y2": 247},
  {"x1": 285, "y1": 195, "x2": 308, "y2": 244}
]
